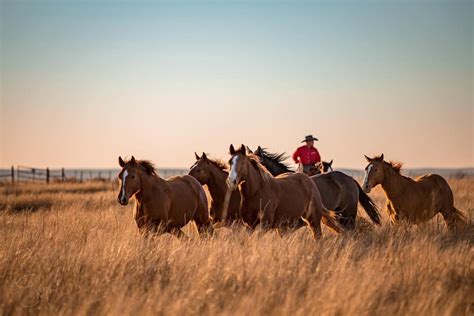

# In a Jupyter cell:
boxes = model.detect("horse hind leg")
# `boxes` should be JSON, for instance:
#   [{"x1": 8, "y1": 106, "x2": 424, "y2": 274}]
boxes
[
  {"x1": 440, "y1": 207, "x2": 466, "y2": 232},
  {"x1": 193, "y1": 191, "x2": 214, "y2": 238},
  {"x1": 307, "y1": 214, "x2": 323, "y2": 239},
  {"x1": 337, "y1": 204, "x2": 357, "y2": 231},
  {"x1": 304, "y1": 198, "x2": 323, "y2": 239}
]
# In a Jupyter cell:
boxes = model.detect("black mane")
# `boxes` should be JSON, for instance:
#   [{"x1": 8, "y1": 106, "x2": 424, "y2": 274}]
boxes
[{"x1": 257, "y1": 148, "x2": 294, "y2": 174}]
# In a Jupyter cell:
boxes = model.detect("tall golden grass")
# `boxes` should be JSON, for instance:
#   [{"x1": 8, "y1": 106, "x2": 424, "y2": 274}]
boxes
[{"x1": 0, "y1": 178, "x2": 472, "y2": 315}]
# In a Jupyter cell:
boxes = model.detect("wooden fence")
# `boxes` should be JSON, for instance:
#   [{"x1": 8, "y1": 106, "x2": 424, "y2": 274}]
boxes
[
  {"x1": 0, "y1": 167, "x2": 14, "y2": 184},
  {"x1": 0, "y1": 166, "x2": 188, "y2": 184}
]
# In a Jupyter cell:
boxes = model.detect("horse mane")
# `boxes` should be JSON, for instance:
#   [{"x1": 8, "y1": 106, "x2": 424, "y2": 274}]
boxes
[
  {"x1": 388, "y1": 161, "x2": 403, "y2": 174},
  {"x1": 248, "y1": 154, "x2": 273, "y2": 181},
  {"x1": 371, "y1": 154, "x2": 403, "y2": 175},
  {"x1": 258, "y1": 148, "x2": 293, "y2": 173},
  {"x1": 208, "y1": 158, "x2": 229, "y2": 171},
  {"x1": 124, "y1": 158, "x2": 157, "y2": 176}
]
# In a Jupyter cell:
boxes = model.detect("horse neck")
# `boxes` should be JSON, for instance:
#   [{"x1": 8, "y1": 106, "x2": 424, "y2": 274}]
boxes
[
  {"x1": 380, "y1": 166, "x2": 407, "y2": 201},
  {"x1": 241, "y1": 162, "x2": 266, "y2": 199},
  {"x1": 207, "y1": 166, "x2": 229, "y2": 205},
  {"x1": 135, "y1": 170, "x2": 167, "y2": 203}
]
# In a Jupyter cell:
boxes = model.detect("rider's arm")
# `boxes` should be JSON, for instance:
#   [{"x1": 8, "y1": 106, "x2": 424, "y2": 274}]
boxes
[
  {"x1": 314, "y1": 148, "x2": 321, "y2": 163},
  {"x1": 292, "y1": 148, "x2": 300, "y2": 164}
]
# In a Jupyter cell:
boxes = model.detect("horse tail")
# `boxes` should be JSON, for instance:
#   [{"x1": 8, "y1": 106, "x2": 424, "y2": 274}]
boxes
[
  {"x1": 453, "y1": 207, "x2": 467, "y2": 223},
  {"x1": 320, "y1": 207, "x2": 343, "y2": 233},
  {"x1": 354, "y1": 180, "x2": 382, "y2": 225},
  {"x1": 446, "y1": 207, "x2": 467, "y2": 232}
]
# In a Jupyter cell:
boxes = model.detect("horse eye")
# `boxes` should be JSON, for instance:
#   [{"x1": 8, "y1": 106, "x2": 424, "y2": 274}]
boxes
[{"x1": 130, "y1": 175, "x2": 136, "y2": 179}]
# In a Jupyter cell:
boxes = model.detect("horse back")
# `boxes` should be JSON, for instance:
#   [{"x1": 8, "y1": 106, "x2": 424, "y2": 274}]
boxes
[
  {"x1": 311, "y1": 171, "x2": 357, "y2": 210},
  {"x1": 415, "y1": 174, "x2": 454, "y2": 203},
  {"x1": 275, "y1": 173, "x2": 317, "y2": 205}
]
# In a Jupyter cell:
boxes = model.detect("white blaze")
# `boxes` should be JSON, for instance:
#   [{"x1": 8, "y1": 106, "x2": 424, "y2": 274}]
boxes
[
  {"x1": 363, "y1": 164, "x2": 373, "y2": 188},
  {"x1": 121, "y1": 170, "x2": 128, "y2": 200},
  {"x1": 228, "y1": 156, "x2": 239, "y2": 183}
]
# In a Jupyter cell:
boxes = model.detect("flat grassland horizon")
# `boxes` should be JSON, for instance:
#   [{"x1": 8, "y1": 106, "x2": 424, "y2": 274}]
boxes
[{"x1": 0, "y1": 177, "x2": 472, "y2": 315}]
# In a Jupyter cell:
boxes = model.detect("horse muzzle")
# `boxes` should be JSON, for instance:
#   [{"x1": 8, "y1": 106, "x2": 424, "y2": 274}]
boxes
[
  {"x1": 226, "y1": 178, "x2": 238, "y2": 190},
  {"x1": 363, "y1": 185, "x2": 372, "y2": 194},
  {"x1": 118, "y1": 196, "x2": 129, "y2": 206}
]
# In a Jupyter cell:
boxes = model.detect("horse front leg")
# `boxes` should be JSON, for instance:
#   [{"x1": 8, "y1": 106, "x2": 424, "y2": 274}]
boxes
[{"x1": 386, "y1": 202, "x2": 399, "y2": 224}]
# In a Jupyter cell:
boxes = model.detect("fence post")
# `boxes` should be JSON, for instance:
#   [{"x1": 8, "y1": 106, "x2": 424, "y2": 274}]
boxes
[
  {"x1": 80, "y1": 171, "x2": 83, "y2": 182},
  {"x1": 46, "y1": 168, "x2": 50, "y2": 184},
  {"x1": 11, "y1": 166, "x2": 14, "y2": 184},
  {"x1": 32, "y1": 168, "x2": 35, "y2": 182},
  {"x1": 61, "y1": 168, "x2": 65, "y2": 182},
  {"x1": 108, "y1": 171, "x2": 112, "y2": 182},
  {"x1": 98, "y1": 171, "x2": 101, "y2": 180}
]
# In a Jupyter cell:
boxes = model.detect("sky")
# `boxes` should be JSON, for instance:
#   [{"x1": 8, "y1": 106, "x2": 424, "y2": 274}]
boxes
[{"x1": 0, "y1": 0, "x2": 472, "y2": 169}]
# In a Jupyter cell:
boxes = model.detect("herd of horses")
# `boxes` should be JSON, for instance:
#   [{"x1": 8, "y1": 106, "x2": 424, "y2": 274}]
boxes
[{"x1": 116, "y1": 144, "x2": 466, "y2": 238}]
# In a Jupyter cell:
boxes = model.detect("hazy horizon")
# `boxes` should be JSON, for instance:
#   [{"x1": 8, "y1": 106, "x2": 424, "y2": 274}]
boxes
[{"x1": 1, "y1": 1, "x2": 472, "y2": 169}]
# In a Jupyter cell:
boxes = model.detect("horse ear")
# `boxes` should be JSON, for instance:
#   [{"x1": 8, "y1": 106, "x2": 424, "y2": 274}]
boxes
[
  {"x1": 119, "y1": 156, "x2": 125, "y2": 167},
  {"x1": 202, "y1": 152, "x2": 207, "y2": 160},
  {"x1": 380, "y1": 153, "x2": 384, "y2": 161},
  {"x1": 229, "y1": 144, "x2": 236, "y2": 155},
  {"x1": 246, "y1": 146, "x2": 253, "y2": 154},
  {"x1": 329, "y1": 159, "x2": 333, "y2": 166},
  {"x1": 195, "y1": 152, "x2": 200, "y2": 160},
  {"x1": 130, "y1": 156, "x2": 136, "y2": 164},
  {"x1": 239, "y1": 144, "x2": 246, "y2": 155},
  {"x1": 364, "y1": 155, "x2": 372, "y2": 162}
]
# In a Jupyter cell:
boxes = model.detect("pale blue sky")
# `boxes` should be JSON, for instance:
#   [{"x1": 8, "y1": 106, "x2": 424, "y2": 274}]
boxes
[{"x1": 1, "y1": 0, "x2": 472, "y2": 168}]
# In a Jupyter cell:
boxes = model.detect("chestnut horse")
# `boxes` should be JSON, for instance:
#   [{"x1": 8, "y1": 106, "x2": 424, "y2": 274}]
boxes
[
  {"x1": 117, "y1": 156, "x2": 212, "y2": 236},
  {"x1": 363, "y1": 154, "x2": 466, "y2": 231},
  {"x1": 251, "y1": 146, "x2": 381, "y2": 229},
  {"x1": 227, "y1": 144, "x2": 341, "y2": 238},
  {"x1": 189, "y1": 152, "x2": 241, "y2": 223}
]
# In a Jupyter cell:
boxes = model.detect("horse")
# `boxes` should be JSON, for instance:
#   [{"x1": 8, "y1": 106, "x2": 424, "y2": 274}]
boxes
[
  {"x1": 227, "y1": 144, "x2": 341, "y2": 238},
  {"x1": 319, "y1": 160, "x2": 334, "y2": 174},
  {"x1": 251, "y1": 146, "x2": 381, "y2": 229},
  {"x1": 189, "y1": 152, "x2": 241, "y2": 223},
  {"x1": 117, "y1": 156, "x2": 212, "y2": 236},
  {"x1": 362, "y1": 154, "x2": 466, "y2": 231}
]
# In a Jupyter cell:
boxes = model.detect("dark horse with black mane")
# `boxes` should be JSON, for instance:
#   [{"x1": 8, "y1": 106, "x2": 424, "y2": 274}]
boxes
[{"x1": 249, "y1": 146, "x2": 381, "y2": 229}]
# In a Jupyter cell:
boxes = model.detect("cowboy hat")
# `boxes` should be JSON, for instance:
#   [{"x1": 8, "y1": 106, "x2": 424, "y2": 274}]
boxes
[{"x1": 301, "y1": 135, "x2": 318, "y2": 143}]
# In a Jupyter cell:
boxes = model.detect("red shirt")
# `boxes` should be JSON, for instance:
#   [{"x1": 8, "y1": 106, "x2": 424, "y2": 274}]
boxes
[{"x1": 292, "y1": 145, "x2": 321, "y2": 165}]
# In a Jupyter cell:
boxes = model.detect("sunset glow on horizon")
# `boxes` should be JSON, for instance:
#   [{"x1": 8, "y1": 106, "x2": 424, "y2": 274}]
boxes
[{"x1": 1, "y1": 1, "x2": 472, "y2": 169}]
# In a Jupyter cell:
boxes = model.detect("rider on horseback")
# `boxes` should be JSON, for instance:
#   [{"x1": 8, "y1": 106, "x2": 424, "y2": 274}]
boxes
[{"x1": 292, "y1": 135, "x2": 321, "y2": 175}]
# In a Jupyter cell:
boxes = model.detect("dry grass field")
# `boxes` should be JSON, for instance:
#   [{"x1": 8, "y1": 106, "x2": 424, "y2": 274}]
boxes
[{"x1": 0, "y1": 178, "x2": 472, "y2": 315}]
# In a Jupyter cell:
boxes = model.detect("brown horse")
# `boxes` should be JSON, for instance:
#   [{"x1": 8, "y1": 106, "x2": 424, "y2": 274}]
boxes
[
  {"x1": 252, "y1": 146, "x2": 381, "y2": 229},
  {"x1": 117, "y1": 156, "x2": 212, "y2": 236},
  {"x1": 189, "y1": 152, "x2": 241, "y2": 223},
  {"x1": 314, "y1": 160, "x2": 334, "y2": 174},
  {"x1": 362, "y1": 154, "x2": 466, "y2": 231},
  {"x1": 227, "y1": 144, "x2": 341, "y2": 238}
]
